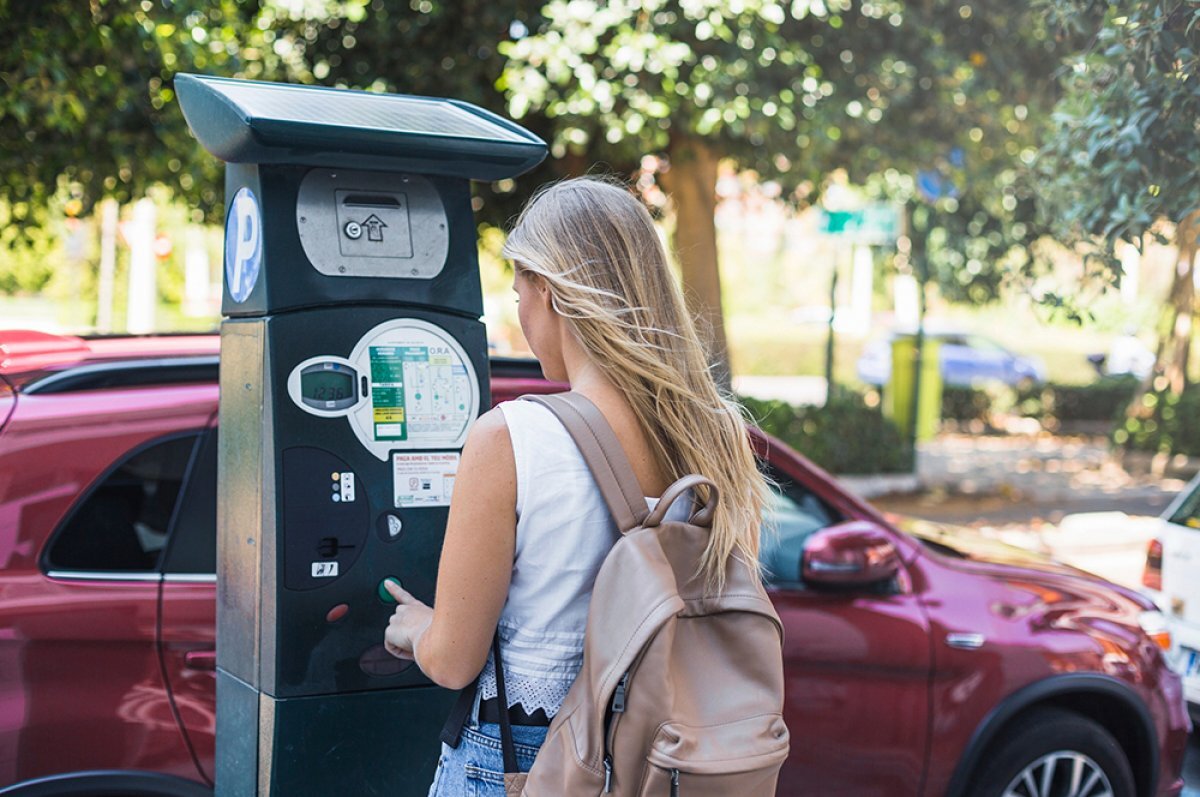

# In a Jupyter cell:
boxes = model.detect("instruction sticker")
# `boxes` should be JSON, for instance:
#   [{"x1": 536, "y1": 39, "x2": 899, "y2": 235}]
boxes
[
  {"x1": 393, "y1": 452, "x2": 460, "y2": 508},
  {"x1": 370, "y1": 346, "x2": 409, "y2": 440}
]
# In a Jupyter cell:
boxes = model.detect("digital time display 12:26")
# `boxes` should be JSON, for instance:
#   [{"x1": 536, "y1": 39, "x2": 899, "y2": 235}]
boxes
[{"x1": 301, "y1": 368, "x2": 355, "y2": 405}]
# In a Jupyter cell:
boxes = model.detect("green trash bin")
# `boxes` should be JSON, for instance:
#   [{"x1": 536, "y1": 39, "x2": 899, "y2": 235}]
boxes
[{"x1": 885, "y1": 333, "x2": 943, "y2": 442}]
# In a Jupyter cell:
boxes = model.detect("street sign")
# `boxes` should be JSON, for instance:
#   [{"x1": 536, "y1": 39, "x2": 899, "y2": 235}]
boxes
[{"x1": 818, "y1": 203, "x2": 900, "y2": 245}]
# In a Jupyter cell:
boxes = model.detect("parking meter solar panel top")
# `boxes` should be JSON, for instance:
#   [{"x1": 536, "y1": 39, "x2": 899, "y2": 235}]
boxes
[
  {"x1": 216, "y1": 80, "x2": 531, "y2": 142},
  {"x1": 174, "y1": 74, "x2": 547, "y2": 180}
]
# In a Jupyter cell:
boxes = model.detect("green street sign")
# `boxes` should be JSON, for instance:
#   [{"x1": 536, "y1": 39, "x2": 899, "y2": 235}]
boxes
[{"x1": 818, "y1": 203, "x2": 901, "y2": 245}]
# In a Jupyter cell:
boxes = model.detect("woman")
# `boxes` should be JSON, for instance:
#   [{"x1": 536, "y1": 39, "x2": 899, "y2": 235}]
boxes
[{"x1": 382, "y1": 176, "x2": 769, "y2": 796}]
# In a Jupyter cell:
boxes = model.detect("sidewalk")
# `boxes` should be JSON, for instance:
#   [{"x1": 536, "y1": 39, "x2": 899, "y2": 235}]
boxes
[{"x1": 872, "y1": 432, "x2": 1187, "y2": 588}]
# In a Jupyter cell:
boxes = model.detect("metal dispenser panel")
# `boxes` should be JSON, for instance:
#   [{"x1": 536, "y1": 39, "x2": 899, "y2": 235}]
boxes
[{"x1": 297, "y1": 170, "x2": 450, "y2": 279}]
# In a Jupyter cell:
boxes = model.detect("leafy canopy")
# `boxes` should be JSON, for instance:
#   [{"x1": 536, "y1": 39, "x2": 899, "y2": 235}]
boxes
[
  {"x1": 501, "y1": 0, "x2": 1065, "y2": 306},
  {"x1": 500, "y1": 0, "x2": 914, "y2": 191},
  {"x1": 1036, "y1": 0, "x2": 1200, "y2": 263},
  {"x1": 0, "y1": 0, "x2": 281, "y2": 223}
]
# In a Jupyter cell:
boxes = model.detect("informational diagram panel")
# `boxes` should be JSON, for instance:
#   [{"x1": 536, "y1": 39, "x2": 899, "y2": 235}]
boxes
[{"x1": 347, "y1": 318, "x2": 480, "y2": 460}]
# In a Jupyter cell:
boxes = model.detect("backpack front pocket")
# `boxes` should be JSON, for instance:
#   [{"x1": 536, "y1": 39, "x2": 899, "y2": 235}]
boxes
[
  {"x1": 636, "y1": 762, "x2": 785, "y2": 797},
  {"x1": 635, "y1": 714, "x2": 789, "y2": 797}
]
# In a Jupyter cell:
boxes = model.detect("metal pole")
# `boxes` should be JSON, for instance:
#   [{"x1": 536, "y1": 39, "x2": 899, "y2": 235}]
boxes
[
  {"x1": 126, "y1": 197, "x2": 157, "y2": 334},
  {"x1": 96, "y1": 199, "x2": 118, "y2": 333},
  {"x1": 825, "y1": 254, "x2": 839, "y2": 405},
  {"x1": 908, "y1": 205, "x2": 927, "y2": 459}
]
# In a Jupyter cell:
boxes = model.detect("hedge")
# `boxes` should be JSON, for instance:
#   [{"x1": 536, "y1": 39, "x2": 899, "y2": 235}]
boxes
[
  {"x1": 1019, "y1": 375, "x2": 1141, "y2": 424},
  {"x1": 940, "y1": 376, "x2": 1142, "y2": 428},
  {"x1": 1116, "y1": 387, "x2": 1200, "y2": 458},
  {"x1": 740, "y1": 388, "x2": 914, "y2": 475}
]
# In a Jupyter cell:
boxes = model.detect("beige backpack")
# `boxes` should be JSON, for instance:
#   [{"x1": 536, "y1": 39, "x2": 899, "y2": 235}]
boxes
[{"x1": 499, "y1": 392, "x2": 790, "y2": 796}]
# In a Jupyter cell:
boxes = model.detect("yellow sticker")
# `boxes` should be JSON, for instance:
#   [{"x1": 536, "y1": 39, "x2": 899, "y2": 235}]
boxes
[{"x1": 374, "y1": 408, "x2": 405, "y2": 423}]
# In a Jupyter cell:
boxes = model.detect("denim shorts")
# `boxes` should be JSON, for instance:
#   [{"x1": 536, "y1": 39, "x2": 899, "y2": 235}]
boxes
[{"x1": 426, "y1": 718, "x2": 549, "y2": 797}]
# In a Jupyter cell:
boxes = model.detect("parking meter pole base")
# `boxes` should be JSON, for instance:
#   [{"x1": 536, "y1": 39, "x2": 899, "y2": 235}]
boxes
[
  {"x1": 218, "y1": 670, "x2": 458, "y2": 797},
  {"x1": 177, "y1": 74, "x2": 547, "y2": 797}
]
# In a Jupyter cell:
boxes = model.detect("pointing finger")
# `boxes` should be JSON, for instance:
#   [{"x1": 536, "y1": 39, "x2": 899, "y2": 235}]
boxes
[{"x1": 383, "y1": 578, "x2": 415, "y2": 603}]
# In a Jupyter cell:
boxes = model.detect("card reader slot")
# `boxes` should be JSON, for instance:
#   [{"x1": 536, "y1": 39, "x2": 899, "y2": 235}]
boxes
[{"x1": 341, "y1": 193, "x2": 402, "y2": 208}]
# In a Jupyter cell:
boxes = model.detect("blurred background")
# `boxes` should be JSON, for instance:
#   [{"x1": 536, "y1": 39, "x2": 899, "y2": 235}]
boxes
[{"x1": 1, "y1": 0, "x2": 1198, "y2": 585}]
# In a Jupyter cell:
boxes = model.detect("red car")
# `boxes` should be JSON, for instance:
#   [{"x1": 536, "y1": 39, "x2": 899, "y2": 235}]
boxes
[{"x1": 0, "y1": 330, "x2": 1188, "y2": 797}]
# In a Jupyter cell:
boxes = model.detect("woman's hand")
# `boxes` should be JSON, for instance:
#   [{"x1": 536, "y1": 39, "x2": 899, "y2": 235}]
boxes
[
  {"x1": 376, "y1": 408, "x2": 517, "y2": 690},
  {"x1": 382, "y1": 579, "x2": 434, "y2": 663}
]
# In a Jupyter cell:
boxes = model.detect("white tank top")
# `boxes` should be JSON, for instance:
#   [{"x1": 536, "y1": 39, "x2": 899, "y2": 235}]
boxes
[{"x1": 477, "y1": 398, "x2": 691, "y2": 716}]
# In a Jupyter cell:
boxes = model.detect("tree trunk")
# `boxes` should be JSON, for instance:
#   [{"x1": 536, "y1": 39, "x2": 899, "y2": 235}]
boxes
[
  {"x1": 1126, "y1": 209, "x2": 1199, "y2": 420},
  {"x1": 1162, "y1": 211, "x2": 1198, "y2": 395},
  {"x1": 661, "y1": 133, "x2": 731, "y2": 389}
]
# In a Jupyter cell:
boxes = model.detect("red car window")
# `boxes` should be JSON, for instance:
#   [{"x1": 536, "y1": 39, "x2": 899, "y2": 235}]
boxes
[{"x1": 44, "y1": 433, "x2": 201, "y2": 573}]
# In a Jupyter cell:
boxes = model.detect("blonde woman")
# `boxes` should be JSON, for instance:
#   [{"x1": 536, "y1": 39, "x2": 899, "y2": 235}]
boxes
[{"x1": 382, "y1": 176, "x2": 769, "y2": 796}]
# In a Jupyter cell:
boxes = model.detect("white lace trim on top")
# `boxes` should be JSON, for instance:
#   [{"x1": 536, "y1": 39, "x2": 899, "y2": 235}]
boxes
[{"x1": 478, "y1": 622, "x2": 582, "y2": 713}]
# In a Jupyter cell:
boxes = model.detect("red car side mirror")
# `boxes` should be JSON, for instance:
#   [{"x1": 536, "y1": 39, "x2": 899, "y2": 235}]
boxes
[{"x1": 802, "y1": 520, "x2": 901, "y2": 588}]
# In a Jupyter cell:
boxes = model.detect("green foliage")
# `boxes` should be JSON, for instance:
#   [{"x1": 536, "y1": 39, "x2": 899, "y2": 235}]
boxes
[
  {"x1": 1034, "y1": 376, "x2": 1142, "y2": 423},
  {"x1": 741, "y1": 388, "x2": 913, "y2": 475},
  {"x1": 1035, "y1": 0, "x2": 1200, "y2": 274},
  {"x1": 0, "y1": 201, "x2": 57, "y2": 293},
  {"x1": 1115, "y1": 385, "x2": 1200, "y2": 457},
  {"x1": 1014, "y1": 375, "x2": 1140, "y2": 425},
  {"x1": 502, "y1": 0, "x2": 1064, "y2": 309},
  {"x1": 0, "y1": 0, "x2": 280, "y2": 225},
  {"x1": 500, "y1": 0, "x2": 917, "y2": 191},
  {"x1": 944, "y1": 376, "x2": 1142, "y2": 428},
  {"x1": 851, "y1": 0, "x2": 1061, "y2": 307},
  {"x1": 941, "y1": 385, "x2": 994, "y2": 422}
]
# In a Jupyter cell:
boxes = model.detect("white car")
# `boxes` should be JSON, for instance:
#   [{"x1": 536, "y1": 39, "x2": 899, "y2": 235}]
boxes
[{"x1": 1142, "y1": 470, "x2": 1200, "y2": 720}]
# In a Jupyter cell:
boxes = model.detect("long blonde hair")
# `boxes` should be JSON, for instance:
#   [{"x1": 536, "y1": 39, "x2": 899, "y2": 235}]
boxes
[{"x1": 502, "y1": 176, "x2": 768, "y2": 593}]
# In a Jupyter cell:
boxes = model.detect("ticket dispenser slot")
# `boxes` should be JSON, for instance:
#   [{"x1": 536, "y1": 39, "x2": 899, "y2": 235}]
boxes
[{"x1": 175, "y1": 74, "x2": 546, "y2": 797}]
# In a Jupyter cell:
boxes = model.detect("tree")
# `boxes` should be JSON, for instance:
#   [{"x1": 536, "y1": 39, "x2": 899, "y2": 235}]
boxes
[
  {"x1": 499, "y1": 0, "x2": 912, "y2": 381},
  {"x1": 840, "y1": 0, "x2": 1064, "y2": 307},
  {"x1": 1036, "y1": 0, "x2": 1200, "y2": 398},
  {"x1": 499, "y1": 0, "x2": 1071, "y2": 382},
  {"x1": 0, "y1": 0, "x2": 278, "y2": 224}
]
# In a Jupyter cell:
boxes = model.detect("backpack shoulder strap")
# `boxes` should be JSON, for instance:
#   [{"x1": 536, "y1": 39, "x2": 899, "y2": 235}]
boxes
[{"x1": 520, "y1": 392, "x2": 650, "y2": 533}]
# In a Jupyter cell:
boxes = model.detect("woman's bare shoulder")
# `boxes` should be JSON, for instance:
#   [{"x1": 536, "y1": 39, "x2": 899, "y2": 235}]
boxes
[{"x1": 462, "y1": 406, "x2": 514, "y2": 460}]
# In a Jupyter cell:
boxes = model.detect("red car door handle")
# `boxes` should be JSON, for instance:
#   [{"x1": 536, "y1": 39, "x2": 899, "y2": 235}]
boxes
[{"x1": 184, "y1": 649, "x2": 217, "y2": 671}]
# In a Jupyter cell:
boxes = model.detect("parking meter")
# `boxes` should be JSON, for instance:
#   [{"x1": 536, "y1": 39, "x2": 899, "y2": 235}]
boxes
[{"x1": 175, "y1": 74, "x2": 546, "y2": 796}]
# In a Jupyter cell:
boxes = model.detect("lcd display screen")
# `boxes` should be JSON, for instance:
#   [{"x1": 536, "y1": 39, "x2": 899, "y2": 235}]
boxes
[{"x1": 300, "y1": 365, "x2": 357, "y2": 408}]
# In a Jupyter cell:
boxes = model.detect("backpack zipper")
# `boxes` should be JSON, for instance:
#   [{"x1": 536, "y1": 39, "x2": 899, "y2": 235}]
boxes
[
  {"x1": 601, "y1": 669, "x2": 630, "y2": 793},
  {"x1": 670, "y1": 767, "x2": 680, "y2": 796},
  {"x1": 611, "y1": 670, "x2": 629, "y2": 713}
]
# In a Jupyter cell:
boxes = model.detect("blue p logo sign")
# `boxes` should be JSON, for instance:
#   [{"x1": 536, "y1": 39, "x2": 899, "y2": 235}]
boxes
[{"x1": 224, "y1": 187, "x2": 262, "y2": 303}]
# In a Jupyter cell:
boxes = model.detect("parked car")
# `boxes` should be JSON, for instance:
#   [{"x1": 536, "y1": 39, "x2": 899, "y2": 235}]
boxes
[
  {"x1": 1143, "y1": 471, "x2": 1200, "y2": 725},
  {"x1": 0, "y1": 330, "x2": 1187, "y2": 797},
  {"x1": 1089, "y1": 329, "x2": 1156, "y2": 381},
  {"x1": 857, "y1": 328, "x2": 1047, "y2": 388}
]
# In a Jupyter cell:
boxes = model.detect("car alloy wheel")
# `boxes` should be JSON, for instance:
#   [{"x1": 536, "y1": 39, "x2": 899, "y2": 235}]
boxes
[
  {"x1": 1002, "y1": 751, "x2": 1114, "y2": 797},
  {"x1": 971, "y1": 708, "x2": 1135, "y2": 797}
]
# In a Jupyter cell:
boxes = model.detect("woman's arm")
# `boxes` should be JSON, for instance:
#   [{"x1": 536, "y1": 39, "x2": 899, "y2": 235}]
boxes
[{"x1": 383, "y1": 406, "x2": 517, "y2": 690}]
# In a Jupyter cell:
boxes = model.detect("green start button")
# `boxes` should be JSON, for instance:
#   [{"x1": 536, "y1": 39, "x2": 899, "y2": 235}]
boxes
[{"x1": 378, "y1": 577, "x2": 401, "y2": 604}]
